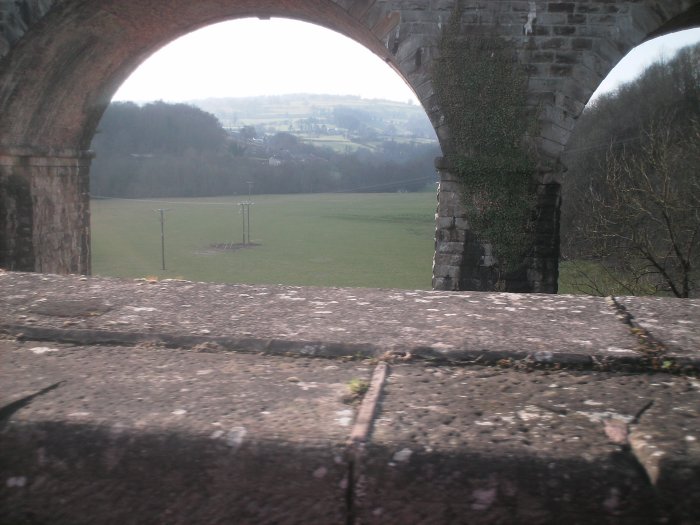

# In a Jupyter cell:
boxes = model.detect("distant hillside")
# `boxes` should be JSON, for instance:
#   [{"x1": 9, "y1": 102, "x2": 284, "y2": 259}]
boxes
[
  {"x1": 190, "y1": 94, "x2": 437, "y2": 151},
  {"x1": 90, "y1": 100, "x2": 440, "y2": 198}
]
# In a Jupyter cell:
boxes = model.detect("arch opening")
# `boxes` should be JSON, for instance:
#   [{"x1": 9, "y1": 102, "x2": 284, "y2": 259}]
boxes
[
  {"x1": 89, "y1": 18, "x2": 440, "y2": 289},
  {"x1": 0, "y1": 1, "x2": 448, "y2": 281},
  {"x1": 560, "y1": 29, "x2": 700, "y2": 297}
]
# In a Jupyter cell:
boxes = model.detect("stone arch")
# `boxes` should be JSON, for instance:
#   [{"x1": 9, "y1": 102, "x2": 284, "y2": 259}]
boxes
[
  {"x1": 0, "y1": 1, "x2": 432, "y2": 151},
  {"x1": 432, "y1": 1, "x2": 700, "y2": 293},
  {"x1": 0, "y1": 0, "x2": 437, "y2": 275},
  {"x1": 1, "y1": 0, "x2": 699, "y2": 292}
]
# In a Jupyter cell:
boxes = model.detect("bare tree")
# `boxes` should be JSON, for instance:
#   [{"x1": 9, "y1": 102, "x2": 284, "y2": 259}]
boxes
[{"x1": 571, "y1": 120, "x2": 700, "y2": 297}]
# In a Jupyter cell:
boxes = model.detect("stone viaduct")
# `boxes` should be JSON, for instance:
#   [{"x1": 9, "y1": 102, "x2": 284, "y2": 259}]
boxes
[{"x1": 0, "y1": 0, "x2": 698, "y2": 292}]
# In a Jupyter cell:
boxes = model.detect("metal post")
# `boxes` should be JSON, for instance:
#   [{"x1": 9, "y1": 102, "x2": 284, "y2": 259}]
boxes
[
  {"x1": 239, "y1": 203, "x2": 245, "y2": 244},
  {"x1": 161, "y1": 210, "x2": 165, "y2": 270},
  {"x1": 238, "y1": 201, "x2": 253, "y2": 245},
  {"x1": 156, "y1": 208, "x2": 168, "y2": 270},
  {"x1": 246, "y1": 181, "x2": 254, "y2": 245},
  {"x1": 246, "y1": 202, "x2": 251, "y2": 244}
]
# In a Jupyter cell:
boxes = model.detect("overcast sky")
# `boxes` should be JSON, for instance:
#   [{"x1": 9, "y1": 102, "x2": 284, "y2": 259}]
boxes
[{"x1": 113, "y1": 18, "x2": 700, "y2": 105}]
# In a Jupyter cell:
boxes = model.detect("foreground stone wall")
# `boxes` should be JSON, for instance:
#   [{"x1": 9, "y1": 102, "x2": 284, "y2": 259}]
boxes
[
  {"x1": 1, "y1": 272, "x2": 699, "y2": 523},
  {"x1": 0, "y1": 1, "x2": 698, "y2": 290}
]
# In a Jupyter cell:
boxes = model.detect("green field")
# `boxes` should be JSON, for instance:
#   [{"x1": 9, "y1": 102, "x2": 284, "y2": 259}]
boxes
[
  {"x1": 92, "y1": 193, "x2": 605, "y2": 293},
  {"x1": 91, "y1": 193, "x2": 437, "y2": 289},
  {"x1": 558, "y1": 259, "x2": 664, "y2": 297}
]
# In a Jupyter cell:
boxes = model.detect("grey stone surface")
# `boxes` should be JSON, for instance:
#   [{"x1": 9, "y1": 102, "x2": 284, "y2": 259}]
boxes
[
  {"x1": 2, "y1": 337, "x2": 699, "y2": 524},
  {"x1": 1, "y1": 339, "x2": 368, "y2": 524},
  {"x1": 1, "y1": 271, "x2": 684, "y2": 368},
  {"x1": 359, "y1": 363, "x2": 700, "y2": 524},
  {"x1": 615, "y1": 296, "x2": 700, "y2": 361},
  {"x1": 1, "y1": 269, "x2": 699, "y2": 523}
]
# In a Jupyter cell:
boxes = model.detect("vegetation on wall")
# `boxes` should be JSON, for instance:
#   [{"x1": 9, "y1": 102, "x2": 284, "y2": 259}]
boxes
[{"x1": 432, "y1": 5, "x2": 537, "y2": 274}]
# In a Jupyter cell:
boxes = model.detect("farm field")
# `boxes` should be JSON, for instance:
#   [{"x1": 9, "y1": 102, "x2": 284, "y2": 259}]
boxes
[
  {"x1": 192, "y1": 94, "x2": 438, "y2": 153},
  {"x1": 91, "y1": 192, "x2": 437, "y2": 289},
  {"x1": 92, "y1": 192, "x2": 593, "y2": 293}
]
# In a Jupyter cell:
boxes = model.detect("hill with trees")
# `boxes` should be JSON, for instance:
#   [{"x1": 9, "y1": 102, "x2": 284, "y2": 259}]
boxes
[
  {"x1": 90, "y1": 98, "x2": 439, "y2": 198},
  {"x1": 191, "y1": 94, "x2": 437, "y2": 145},
  {"x1": 561, "y1": 43, "x2": 700, "y2": 297}
]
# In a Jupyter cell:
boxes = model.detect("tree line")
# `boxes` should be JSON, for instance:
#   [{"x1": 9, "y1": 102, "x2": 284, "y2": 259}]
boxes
[
  {"x1": 562, "y1": 43, "x2": 700, "y2": 297},
  {"x1": 90, "y1": 101, "x2": 439, "y2": 198}
]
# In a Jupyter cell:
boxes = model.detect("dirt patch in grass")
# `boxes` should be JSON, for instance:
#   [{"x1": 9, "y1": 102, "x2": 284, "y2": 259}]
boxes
[{"x1": 209, "y1": 242, "x2": 262, "y2": 251}]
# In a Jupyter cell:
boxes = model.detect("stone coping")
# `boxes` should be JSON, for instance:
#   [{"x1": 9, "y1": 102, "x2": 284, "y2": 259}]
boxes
[
  {"x1": 1, "y1": 271, "x2": 699, "y2": 522},
  {"x1": 1, "y1": 339, "x2": 699, "y2": 523},
  {"x1": 0, "y1": 271, "x2": 698, "y2": 370}
]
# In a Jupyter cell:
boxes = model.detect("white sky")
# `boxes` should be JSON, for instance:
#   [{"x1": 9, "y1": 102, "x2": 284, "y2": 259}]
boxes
[
  {"x1": 591, "y1": 27, "x2": 700, "y2": 100},
  {"x1": 114, "y1": 18, "x2": 418, "y2": 104},
  {"x1": 113, "y1": 18, "x2": 700, "y2": 105}
]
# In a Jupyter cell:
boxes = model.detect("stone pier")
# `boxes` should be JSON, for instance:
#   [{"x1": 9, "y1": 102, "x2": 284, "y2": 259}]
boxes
[
  {"x1": 0, "y1": 148, "x2": 91, "y2": 274},
  {"x1": 432, "y1": 158, "x2": 561, "y2": 293}
]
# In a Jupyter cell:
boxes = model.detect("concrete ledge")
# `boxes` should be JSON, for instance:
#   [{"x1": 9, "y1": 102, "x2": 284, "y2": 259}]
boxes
[
  {"x1": 1, "y1": 271, "x2": 699, "y2": 523},
  {"x1": 1, "y1": 343, "x2": 360, "y2": 524},
  {"x1": 2, "y1": 341, "x2": 699, "y2": 524},
  {"x1": 1, "y1": 271, "x2": 697, "y2": 370}
]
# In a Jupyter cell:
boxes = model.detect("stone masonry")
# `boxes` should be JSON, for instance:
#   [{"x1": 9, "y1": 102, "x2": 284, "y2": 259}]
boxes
[
  {"x1": 1, "y1": 1, "x2": 699, "y2": 290},
  {"x1": 1, "y1": 271, "x2": 699, "y2": 523}
]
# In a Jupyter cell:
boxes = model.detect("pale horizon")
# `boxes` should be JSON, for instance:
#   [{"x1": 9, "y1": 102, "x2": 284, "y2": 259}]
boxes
[{"x1": 113, "y1": 19, "x2": 700, "y2": 107}]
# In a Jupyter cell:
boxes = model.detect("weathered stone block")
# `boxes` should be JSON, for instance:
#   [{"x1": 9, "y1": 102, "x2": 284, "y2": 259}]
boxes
[
  {"x1": 553, "y1": 26, "x2": 577, "y2": 36},
  {"x1": 438, "y1": 228, "x2": 466, "y2": 243},
  {"x1": 438, "y1": 188, "x2": 462, "y2": 208},
  {"x1": 538, "y1": 121, "x2": 571, "y2": 147},
  {"x1": 437, "y1": 241, "x2": 465, "y2": 255},
  {"x1": 431, "y1": 276, "x2": 455, "y2": 290},
  {"x1": 538, "y1": 36, "x2": 567, "y2": 49},
  {"x1": 433, "y1": 263, "x2": 461, "y2": 279},
  {"x1": 554, "y1": 92, "x2": 585, "y2": 117},
  {"x1": 571, "y1": 36, "x2": 593, "y2": 50},
  {"x1": 536, "y1": 12, "x2": 568, "y2": 26},
  {"x1": 454, "y1": 217, "x2": 470, "y2": 230},
  {"x1": 436, "y1": 216, "x2": 454, "y2": 229},
  {"x1": 548, "y1": 3, "x2": 576, "y2": 14},
  {"x1": 567, "y1": 13, "x2": 587, "y2": 24},
  {"x1": 432, "y1": 253, "x2": 464, "y2": 267}
]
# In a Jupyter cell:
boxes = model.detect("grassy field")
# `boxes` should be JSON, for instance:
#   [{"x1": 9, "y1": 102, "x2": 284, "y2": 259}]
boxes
[
  {"x1": 558, "y1": 259, "x2": 664, "y2": 297},
  {"x1": 91, "y1": 192, "x2": 437, "y2": 289},
  {"x1": 92, "y1": 193, "x2": 613, "y2": 293}
]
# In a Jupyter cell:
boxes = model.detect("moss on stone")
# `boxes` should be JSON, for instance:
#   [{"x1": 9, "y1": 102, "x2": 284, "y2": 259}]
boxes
[{"x1": 433, "y1": 4, "x2": 538, "y2": 275}]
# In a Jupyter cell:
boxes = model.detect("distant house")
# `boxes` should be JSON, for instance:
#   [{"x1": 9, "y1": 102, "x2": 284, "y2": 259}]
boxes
[{"x1": 269, "y1": 156, "x2": 283, "y2": 167}]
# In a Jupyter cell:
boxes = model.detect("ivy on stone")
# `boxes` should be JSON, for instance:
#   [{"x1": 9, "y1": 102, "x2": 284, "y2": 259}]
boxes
[{"x1": 433, "y1": 4, "x2": 537, "y2": 273}]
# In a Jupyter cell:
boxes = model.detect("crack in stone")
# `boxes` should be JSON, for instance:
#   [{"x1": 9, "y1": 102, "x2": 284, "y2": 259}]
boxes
[
  {"x1": 607, "y1": 296, "x2": 669, "y2": 360},
  {"x1": 346, "y1": 362, "x2": 388, "y2": 524}
]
